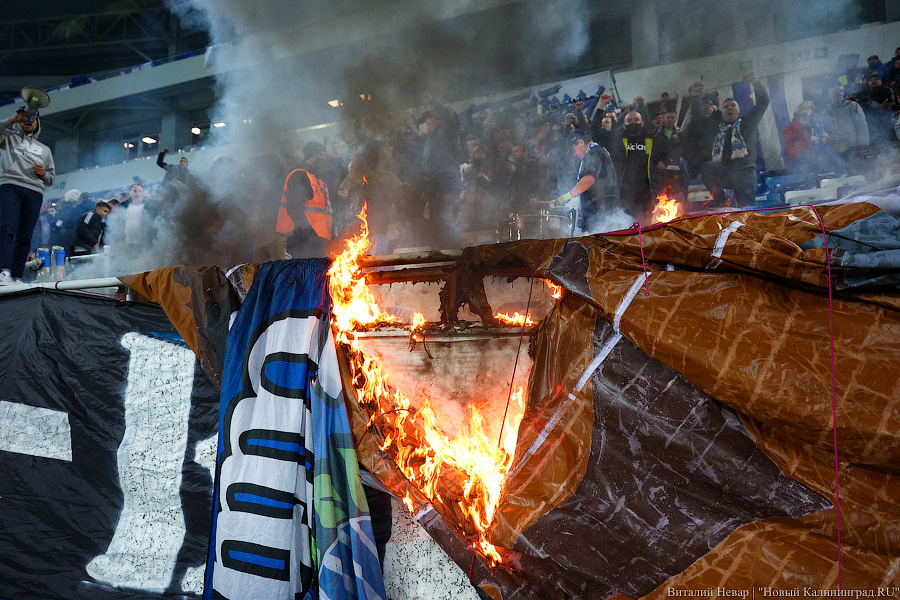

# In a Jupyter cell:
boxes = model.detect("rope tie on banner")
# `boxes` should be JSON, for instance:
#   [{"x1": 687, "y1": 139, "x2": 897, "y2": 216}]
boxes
[
  {"x1": 632, "y1": 222, "x2": 651, "y2": 295},
  {"x1": 809, "y1": 205, "x2": 843, "y2": 592}
]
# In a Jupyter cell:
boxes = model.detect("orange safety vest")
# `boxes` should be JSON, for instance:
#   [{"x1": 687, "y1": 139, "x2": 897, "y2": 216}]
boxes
[{"x1": 275, "y1": 168, "x2": 332, "y2": 240}]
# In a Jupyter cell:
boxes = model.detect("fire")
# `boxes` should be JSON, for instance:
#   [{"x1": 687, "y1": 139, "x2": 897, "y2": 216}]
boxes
[
  {"x1": 494, "y1": 311, "x2": 536, "y2": 327},
  {"x1": 651, "y1": 187, "x2": 682, "y2": 223},
  {"x1": 328, "y1": 203, "x2": 399, "y2": 332},
  {"x1": 328, "y1": 205, "x2": 527, "y2": 566},
  {"x1": 545, "y1": 280, "x2": 562, "y2": 299}
]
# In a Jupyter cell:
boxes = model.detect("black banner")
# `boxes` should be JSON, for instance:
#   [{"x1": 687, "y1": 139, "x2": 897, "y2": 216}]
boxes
[{"x1": 0, "y1": 290, "x2": 218, "y2": 600}]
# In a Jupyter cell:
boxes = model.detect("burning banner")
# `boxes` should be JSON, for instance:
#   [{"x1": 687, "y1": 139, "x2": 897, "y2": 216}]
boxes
[
  {"x1": 119, "y1": 200, "x2": 900, "y2": 599},
  {"x1": 328, "y1": 205, "x2": 527, "y2": 564}
]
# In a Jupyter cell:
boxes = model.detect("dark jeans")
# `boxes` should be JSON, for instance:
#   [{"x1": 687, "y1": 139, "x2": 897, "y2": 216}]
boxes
[
  {"x1": 699, "y1": 162, "x2": 757, "y2": 207},
  {"x1": 0, "y1": 184, "x2": 43, "y2": 278}
]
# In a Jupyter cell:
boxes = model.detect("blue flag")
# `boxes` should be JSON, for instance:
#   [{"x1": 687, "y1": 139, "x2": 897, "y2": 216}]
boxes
[{"x1": 204, "y1": 259, "x2": 386, "y2": 600}]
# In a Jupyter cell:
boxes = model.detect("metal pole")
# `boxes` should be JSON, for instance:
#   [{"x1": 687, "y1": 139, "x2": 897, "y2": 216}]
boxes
[{"x1": 0, "y1": 277, "x2": 125, "y2": 296}]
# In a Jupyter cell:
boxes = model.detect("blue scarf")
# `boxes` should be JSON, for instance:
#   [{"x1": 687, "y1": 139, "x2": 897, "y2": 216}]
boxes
[{"x1": 712, "y1": 119, "x2": 749, "y2": 163}]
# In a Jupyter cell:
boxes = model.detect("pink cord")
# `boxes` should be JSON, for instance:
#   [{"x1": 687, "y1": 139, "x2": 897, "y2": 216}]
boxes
[
  {"x1": 632, "y1": 222, "x2": 651, "y2": 295},
  {"x1": 809, "y1": 205, "x2": 843, "y2": 593}
]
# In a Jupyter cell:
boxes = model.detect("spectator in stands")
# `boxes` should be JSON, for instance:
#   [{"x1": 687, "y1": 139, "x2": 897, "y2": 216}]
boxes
[
  {"x1": 335, "y1": 157, "x2": 364, "y2": 237},
  {"x1": 107, "y1": 198, "x2": 120, "y2": 212},
  {"x1": 119, "y1": 183, "x2": 155, "y2": 251},
  {"x1": 419, "y1": 93, "x2": 464, "y2": 247},
  {"x1": 858, "y1": 71, "x2": 896, "y2": 104},
  {"x1": 69, "y1": 200, "x2": 111, "y2": 256},
  {"x1": 683, "y1": 82, "x2": 721, "y2": 180},
  {"x1": 356, "y1": 141, "x2": 403, "y2": 254},
  {"x1": 887, "y1": 47, "x2": 900, "y2": 83},
  {"x1": 699, "y1": 72, "x2": 769, "y2": 207},
  {"x1": 275, "y1": 141, "x2": 333, "y2": 259},
  {"x1": 842, "y1": 67, "x2": 868, "y2": 98},
  {"x1": 590, "y1": 94, "x2": 618, "y2": 145},
  {"x1": 591, "y1": 115, "x2": 618, "y2": 151},
  {"x1": 491, "y1": 138, "x2": 516, "y2": 208},
  {"x1": 552, "y1": 130, "x2": 619, "y2": 234},
  {"x1": 29, "y1": 201, "x2": 58, "y2": 255},
  {"x1": 857, "y1": 86, "x2": 898, "y2": 175},
  {"x1": 626, "y1": 96, "x2": 651, "y2": 125},
  {"x1": 508, "y1": 143, "x2": 545, "y2": 214},
  {"x1": 157, "y1": 148, "x2": 191, "y2": 186},
  {"x1": 782, "y1": 101, "x2": 816, "y2": 162},
  {"x1": 867, "y1": 55, "x2": 890, "y2": 81},
  {"x1": 458, "y1": 144, "x2": 494, "y2": 240},
  {"x1": 0, "y1": 109, "x2": 55, "y2": 283},
  {"x1": 652, "y1": 108, "x2": 687, "y2": 201},
  {"x1": 617, "y1": 109, "x2": 657, "y2": 223},
  {"x1": 318, "y1": 141, "x2": 349, "y2": 199},
  {"x1": 465, "y1": 135, "x2": 481, "y2": 161},
  {"x1": 566, "y1": 101, "x2": 590, "y2": 133},
  {"x1": 823, "y1": 85, "x2": 871, "y2": 175},
  {"x1": 783, "y1": 101, "x2": 843, "y2": 183}
]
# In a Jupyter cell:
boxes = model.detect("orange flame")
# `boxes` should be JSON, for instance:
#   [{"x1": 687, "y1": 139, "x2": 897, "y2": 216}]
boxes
[
  {"x1": 651, "y1": 188, "x2": 681, "y2": 223},
  {"x1": 328, "y1": 205, "x2": 526, "y2": 566},
  {"x1": 494, "y1": 311, "x2": 536, "y2": 327},
  {"x1": 545, "y1": 280, "x2": 562, "y2": 299},
  {"x1": 402, "y1": 491, "x2": 415, "y2": 513},
  {"x1": 328, "y1": 204, "x2": 399, "y2": 332}
]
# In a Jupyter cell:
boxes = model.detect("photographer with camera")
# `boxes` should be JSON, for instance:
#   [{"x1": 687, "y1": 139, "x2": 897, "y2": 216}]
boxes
[{"x1": 0, "y1": 108, "x2": 55, "y2": 283}]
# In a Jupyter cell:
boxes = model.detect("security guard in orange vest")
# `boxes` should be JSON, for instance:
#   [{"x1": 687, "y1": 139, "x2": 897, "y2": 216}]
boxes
[{"x1": 261, "y1": 141, "x2": 333, "y2": 260}]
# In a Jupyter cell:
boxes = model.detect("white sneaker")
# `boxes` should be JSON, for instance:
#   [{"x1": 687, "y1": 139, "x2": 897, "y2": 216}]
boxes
[{"x1": 0, "y1": 270, "x2": 13, "y2": 284}]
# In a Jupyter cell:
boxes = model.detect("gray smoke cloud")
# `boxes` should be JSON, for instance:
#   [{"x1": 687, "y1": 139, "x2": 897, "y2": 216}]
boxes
[
  {"x1": 60, "y1": 0, "x2": 893, "y2": 282},
  {"x1": 56, "y1": 0, "x2": 589, "y2": 276}
]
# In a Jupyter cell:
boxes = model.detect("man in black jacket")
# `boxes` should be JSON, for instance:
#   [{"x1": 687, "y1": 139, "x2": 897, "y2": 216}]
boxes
[
  {"x1": 70, "y1": 200, "x2": 111, "y2": 256},
  {"x1": 157, "y1": 148, "x2": 190, "y2": 185},
  {"x1": 682, "y1": 81, "x2": 722, "y2": 179},
  {"x1": 699, "y1": 72, "x2": 769, "y2": 207}
]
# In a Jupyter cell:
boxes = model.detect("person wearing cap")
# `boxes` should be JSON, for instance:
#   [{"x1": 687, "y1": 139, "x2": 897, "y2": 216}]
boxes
[
  {"x1": 258, "y1": 140, "x2": 332, "y2": 261},
  {"x1": 552, "y1": 130, "x2": 619, "y2": 234},
  {"x1": 0, "y1": 108, "x2": 55, "y2": 283},
  {"x1": 856, "y1": 71, "x2": 896, "y2": 104},
  {"x1": 867, "y1": 55, "x2": 890, "y2": 81}
]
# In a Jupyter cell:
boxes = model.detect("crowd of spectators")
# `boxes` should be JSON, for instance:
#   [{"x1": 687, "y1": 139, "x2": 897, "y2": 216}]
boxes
[
  {"x1": 28, "y1": 47, "x2": 900, "y2": 267},
  {"x1": 310, "y1": 48, "x2": 900, "y2": 251}
]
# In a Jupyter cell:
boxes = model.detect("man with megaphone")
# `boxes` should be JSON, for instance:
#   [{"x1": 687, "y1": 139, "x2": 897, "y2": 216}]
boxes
[{"x1": 0, "y1": 107, "x2": 55, "y2": 283}]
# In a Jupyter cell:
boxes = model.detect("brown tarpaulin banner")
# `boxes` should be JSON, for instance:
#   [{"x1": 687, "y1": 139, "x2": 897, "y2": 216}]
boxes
[{"x1": 123, "y1": 202, "x2": 900, "y2": 599}]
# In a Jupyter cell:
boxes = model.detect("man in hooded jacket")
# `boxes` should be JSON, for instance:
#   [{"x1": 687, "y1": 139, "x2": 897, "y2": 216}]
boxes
[{"x1": 0, "y1": 109, "x2": 55, "y2": 283}]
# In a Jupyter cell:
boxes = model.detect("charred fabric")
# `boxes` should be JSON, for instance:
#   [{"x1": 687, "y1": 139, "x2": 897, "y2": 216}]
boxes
[{"x1": 122, "y1": 198, "x2": 900, "y2": 599}]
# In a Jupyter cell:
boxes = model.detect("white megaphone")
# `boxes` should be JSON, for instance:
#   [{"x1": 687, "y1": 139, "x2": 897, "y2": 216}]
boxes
[{"x1": 20, "y1": 87, "x2": 50, "y2": 125}]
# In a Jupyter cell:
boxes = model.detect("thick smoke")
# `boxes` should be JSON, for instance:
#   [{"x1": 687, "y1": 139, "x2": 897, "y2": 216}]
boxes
[
  {"x1": 49, "y1": 0, "x2": 595, "y2": 280},
  {"x1": 64, "y1": 0, "x2": 887, "y2": 281},
  {"x1": 114, "y1": 0, "x2": 591, "y2": 267}
]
